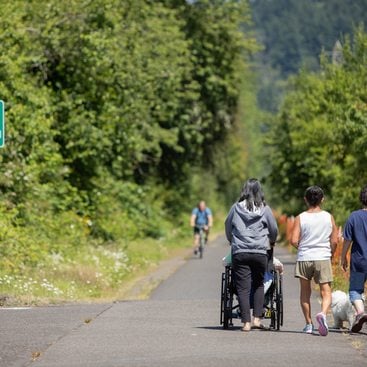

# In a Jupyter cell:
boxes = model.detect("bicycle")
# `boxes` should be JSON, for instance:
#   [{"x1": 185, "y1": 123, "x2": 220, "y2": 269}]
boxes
[{"x1": 196, "y1": 225, "x2": 207, "y2": 259}]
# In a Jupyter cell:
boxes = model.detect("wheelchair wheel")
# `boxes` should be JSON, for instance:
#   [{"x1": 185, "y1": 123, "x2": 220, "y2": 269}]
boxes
[
  {"x1": 276, "y1": 272, "x2": 284, "y2": 329},
  {"x1": 269, "y1": 282, "x2": 276, "y2": 330},
  {"x1": 220, "y1": 266, "x2": 233, "y2": 329},
  {"x1": 269, "y1": 270, "x2": 283, "y2": 330},
  {"x1": 272, "y1": 271, "x2": 283, "y2": 330}
]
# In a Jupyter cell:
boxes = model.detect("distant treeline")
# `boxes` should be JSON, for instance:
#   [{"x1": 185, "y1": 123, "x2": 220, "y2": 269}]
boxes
[{"x1": 250, "y1": 0, "x2": 367, "y2": 111}]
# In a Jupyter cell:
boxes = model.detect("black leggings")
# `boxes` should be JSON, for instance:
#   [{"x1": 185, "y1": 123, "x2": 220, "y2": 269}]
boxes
[{"x1": 232, "y1": 252, "x2": 267, "y2": 323}]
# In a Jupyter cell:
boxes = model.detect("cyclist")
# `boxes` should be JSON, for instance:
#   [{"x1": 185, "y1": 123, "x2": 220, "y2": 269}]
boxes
[{"x1": 190, "y1": 201, "x2": 213, "y2": 255}]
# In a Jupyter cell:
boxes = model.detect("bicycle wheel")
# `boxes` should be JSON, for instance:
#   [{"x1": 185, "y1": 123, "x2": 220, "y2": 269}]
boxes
[{"x1": 199, "y1": 230, "x2": 205, "y2": 259}]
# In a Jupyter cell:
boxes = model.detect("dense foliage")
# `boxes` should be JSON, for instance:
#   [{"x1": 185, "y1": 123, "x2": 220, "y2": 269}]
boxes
[
  {"x1": 267, "y1": 28, "x2": 367, "y2": 223},
  {"x1": 0, "y1": 0, "x2": 256, "y2": 295},
  {"x1": 3, "y1": 0, "x2": 365, "y2": 303}
]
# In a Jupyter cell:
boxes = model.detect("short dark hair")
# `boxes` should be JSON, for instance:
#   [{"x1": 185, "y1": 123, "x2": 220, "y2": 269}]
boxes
[
  {"x1": 360, "y1": 185, "x2": 367, "y2": 206},
  {"x1": 304, "y1": 185, "x2": 324, "y2": 207}
]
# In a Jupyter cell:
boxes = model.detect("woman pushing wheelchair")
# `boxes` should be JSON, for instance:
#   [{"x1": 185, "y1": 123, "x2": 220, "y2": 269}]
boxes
[{"x1": 225, "y1": 178, "x2": 278, "y2": 332}]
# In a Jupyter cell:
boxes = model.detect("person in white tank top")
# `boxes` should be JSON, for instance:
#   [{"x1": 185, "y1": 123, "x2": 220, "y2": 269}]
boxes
[
  {"x1": 291, "y1": 186, "x2": 338, "y2": 336},
  {"x1": 297, "y1": 211, "x2": 333, "y2": 261}
]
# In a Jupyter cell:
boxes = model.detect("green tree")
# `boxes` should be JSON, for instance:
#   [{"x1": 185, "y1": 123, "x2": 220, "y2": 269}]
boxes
[
  {"x1": 268, "y1": 27, "x2": 367, "y2": 222},
  {"x1": 0, "y1": 0, "x2": 257, "y2": 274}
]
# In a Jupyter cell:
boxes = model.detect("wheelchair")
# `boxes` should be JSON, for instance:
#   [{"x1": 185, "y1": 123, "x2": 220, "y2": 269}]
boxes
[{"x1": 220, "y1": 257, "x2": 284, "y2": 330}]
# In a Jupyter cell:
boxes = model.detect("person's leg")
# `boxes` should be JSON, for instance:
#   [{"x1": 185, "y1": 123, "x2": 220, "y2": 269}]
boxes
[
  {"x1": 295, "y1": 261, "x2": 314, "y2": 332},
  {"x1": 349, "y1": 271, "x2": 367, "y2": 332},
  {"x1": 317, "y1": 282, "x2": 331, "y2": 335},
  {"x1": 299, "y1": 278, "x2": 312, "y2": 324},
  {"x1": 349, "y1": 271, "x2": 366, "y2": 314},
  {"x1": 314, "y1": 260, "x2": 332, "y2": 336},
  {"x1": 353, "y1": 299, "x2": 365, "y2": 314},
  {"x1": 193, "y1": 228, "x2": 199, "y2": 253},
  {"x1": 319, "y1": 282, "x2": 332, "y2": 315},
  {"x1": 250, "y1": 254, "x2": 267, "y2": 325},
  {"x1": 204, "y1": 227, "x2": 209, "y2": 243},
  {"x1": 232, "y1": 253, "x2": 252, "y2": 328}
]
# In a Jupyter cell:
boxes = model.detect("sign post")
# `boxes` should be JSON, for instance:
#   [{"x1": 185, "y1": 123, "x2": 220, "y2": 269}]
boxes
[{"x1": 0, "y1": 100, "x2": 4, "y2": 147}]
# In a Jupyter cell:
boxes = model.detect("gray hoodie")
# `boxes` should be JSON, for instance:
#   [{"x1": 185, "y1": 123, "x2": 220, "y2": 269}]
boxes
[{"x1": 225, "y1": 201, "x2": 278, "y2": 255}]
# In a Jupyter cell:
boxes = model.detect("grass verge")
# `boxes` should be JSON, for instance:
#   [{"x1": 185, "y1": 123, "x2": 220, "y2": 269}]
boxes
[
  {"x1": 0, "y1": 234, "x2": 189, "y2": 306},
  {"x1": 0, "y1": 212, "x2": 225, "y2": 306}
]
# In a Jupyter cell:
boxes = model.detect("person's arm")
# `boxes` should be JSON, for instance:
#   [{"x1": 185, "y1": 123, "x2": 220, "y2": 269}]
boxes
[
  {"x1": 341, "y1": 215, "x2": 353, "y2": 272},
  {"x1": 341, "y1": 239, "x2": 352, "y2": 272},
  {"x1": 190, "y1": 212, "x2": 196, "y2": 227},
  {"x1": 264, "y1": 206, "x2": 278, "y2": 245},
  {"x1": 224, "y1": 205, "x2": 235, "y2": 242},
  {"x1": 329, "y1": 215, "x2": 338, "y2": 256},
  {"x1": 290, "y1": 215, "x2": 301, "y2": 249},
  {"x1": 208, "y1": 214, "x2": 213, "y2": 228}
]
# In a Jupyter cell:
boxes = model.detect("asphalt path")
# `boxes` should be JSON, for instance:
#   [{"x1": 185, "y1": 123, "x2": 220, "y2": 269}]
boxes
[{"x1": 0, "y1": 235, "x2": 366, "y2": 367}]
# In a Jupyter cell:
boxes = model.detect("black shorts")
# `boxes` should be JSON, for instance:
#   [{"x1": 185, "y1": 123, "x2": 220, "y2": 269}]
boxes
[{"x1": 193, "y1": 226, "x2": 207, "y2": 235}]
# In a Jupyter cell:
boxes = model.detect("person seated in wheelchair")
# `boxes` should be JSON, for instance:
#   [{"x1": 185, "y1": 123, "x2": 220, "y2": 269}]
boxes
[
  {"x1": 222, "y1": 251, "x2": 284, "y2": 295},
  {"x1": 225, "y1": 179, "x2": 278, "y2": 331},
  {"x1": 222, "y1": 250, "x2": 283, "y2": 322}
]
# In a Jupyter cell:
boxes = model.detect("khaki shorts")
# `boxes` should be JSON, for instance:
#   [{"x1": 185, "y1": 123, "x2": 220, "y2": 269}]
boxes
[{"x1": 295, "y1": 260, "x2": 333, "y2": 284}]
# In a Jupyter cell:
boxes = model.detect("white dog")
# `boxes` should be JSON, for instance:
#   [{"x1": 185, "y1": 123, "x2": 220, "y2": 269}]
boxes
[{"x1": 331, "y1": 290, "x2": 355, "y2": 329}]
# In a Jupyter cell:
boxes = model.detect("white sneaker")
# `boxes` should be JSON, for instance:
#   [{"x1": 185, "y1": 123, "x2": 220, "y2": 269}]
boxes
[{"x1": 302, "y1": 323, "x2": 313, "y2": 334}]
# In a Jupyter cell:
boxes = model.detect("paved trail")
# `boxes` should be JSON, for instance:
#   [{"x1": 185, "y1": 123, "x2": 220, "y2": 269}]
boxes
[{"x1": 0, "y1": 235, "x2": 366, "y2": 367}]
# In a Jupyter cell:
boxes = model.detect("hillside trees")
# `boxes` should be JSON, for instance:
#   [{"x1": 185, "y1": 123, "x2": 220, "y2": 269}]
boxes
[
  {"x1": 267, "y1": 28, "x2": 367, "y2": 222},
  {"x1": 155, "y1": 0, "x2": 258, "y2": 203},
  {"x1": 250, "y1": 0, "x2": 367, "y2": 110}
]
